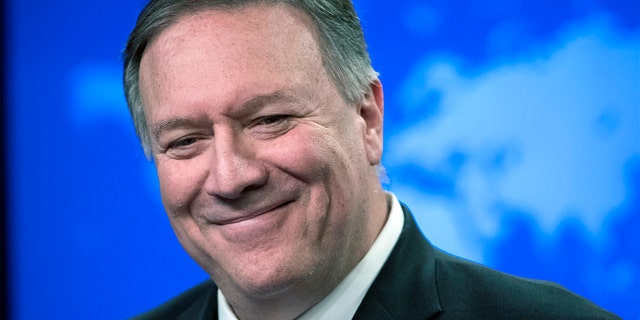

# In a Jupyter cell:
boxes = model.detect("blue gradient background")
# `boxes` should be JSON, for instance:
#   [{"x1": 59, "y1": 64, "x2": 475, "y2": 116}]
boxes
[{"x1": 6, "y1": 0, "x2": 639, "y2": 319}]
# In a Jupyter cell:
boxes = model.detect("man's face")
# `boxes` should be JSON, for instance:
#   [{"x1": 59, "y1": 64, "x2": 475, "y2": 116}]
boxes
[{"x1": 138, "y1": 4, "x2": 385, "y2": 301}]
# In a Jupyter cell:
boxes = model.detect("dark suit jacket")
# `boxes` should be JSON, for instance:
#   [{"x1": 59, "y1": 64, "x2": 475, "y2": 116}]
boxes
[{"x1": 132, "y1": 205, "x2": 620, "y2": 319}]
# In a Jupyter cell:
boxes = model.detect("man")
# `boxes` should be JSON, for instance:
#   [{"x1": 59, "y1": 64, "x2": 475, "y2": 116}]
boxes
[{"x1": 123, "y1": 0, "x2": 620, "y2": 319}]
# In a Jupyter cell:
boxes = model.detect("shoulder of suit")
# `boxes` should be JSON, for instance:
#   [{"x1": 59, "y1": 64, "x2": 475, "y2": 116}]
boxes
[
  {"x1": 429, "y1": 249, "x2": 620, "y2": 319},
  {"x1": 130, "y1": 280, "x2": 218, "y2": 320}
]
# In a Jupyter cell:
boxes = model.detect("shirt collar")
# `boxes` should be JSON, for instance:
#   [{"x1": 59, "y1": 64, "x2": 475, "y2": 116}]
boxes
[{"x1": 218, "y1": 192, "x2": 405, "y2": 320}]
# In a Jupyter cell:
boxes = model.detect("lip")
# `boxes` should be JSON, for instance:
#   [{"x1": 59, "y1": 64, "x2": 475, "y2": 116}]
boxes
[{"x1": 211, "y1": 200, "x2": 293, "y2": 226}]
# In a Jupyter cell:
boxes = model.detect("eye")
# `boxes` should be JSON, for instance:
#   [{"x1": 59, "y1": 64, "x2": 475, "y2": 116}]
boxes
[
  {"x1": 167, "y1": 136, "x2": 199, "y2": 149},
  {"x1": 249, "y1": 114, "x2": 295, "y2": 138},
  {"x1": 161, "y1": 135, "x2": 207, "y2": 159},
  {"x1": 257, "y1": 115, "x2": 288, "y2": 126}
]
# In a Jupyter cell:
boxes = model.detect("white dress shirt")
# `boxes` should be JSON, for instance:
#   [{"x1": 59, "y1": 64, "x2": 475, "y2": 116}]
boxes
[{"x1": 218, "y1": 192, "x2": 405, "y2": 320}]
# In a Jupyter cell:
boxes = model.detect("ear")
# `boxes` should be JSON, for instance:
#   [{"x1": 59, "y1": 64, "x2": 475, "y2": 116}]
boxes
[{"x1": 358, "y1": 79, "x2": 384, "y2": 165}]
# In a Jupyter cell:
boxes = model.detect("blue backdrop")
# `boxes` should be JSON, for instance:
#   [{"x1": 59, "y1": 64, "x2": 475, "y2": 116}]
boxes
[{"x1": 6, "y1": 0, "x2": 639, "y2": 319}]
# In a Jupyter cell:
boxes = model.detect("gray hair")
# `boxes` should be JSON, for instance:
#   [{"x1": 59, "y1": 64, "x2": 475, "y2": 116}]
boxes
[{"x1": 123, "y1": 0, "x2": 378, "y2": 158}]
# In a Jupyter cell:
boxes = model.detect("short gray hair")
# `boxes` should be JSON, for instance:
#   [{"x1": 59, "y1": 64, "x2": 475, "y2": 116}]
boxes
[{"x1": 123, "y1": 0, "x2": 378, "y2": 158}]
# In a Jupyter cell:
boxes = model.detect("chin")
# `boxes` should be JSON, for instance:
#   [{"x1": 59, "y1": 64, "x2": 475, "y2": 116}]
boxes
[{"x1": 232, "y1": 267, "x2": 307, "y2": 299}]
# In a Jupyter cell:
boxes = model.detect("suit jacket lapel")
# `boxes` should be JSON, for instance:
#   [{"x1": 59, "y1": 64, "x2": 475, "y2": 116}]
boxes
[
  {"x1": 175, "y1": 288, "x2": 217, "y2": 320},
  {"x1": 353, "y1": 204, "x2": 442, "y2": 319},
  {"x1": 173, "y1": 281, "x2": 218, "y2": 320}
]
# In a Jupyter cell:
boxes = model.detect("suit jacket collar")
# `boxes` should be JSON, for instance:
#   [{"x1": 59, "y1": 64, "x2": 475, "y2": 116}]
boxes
[
  {"x1": 175, "y1": 287, "x2": 217, "y2": 320},
  {"x1": 353, "y1": 204, "x2": 442, "y2": 319}
]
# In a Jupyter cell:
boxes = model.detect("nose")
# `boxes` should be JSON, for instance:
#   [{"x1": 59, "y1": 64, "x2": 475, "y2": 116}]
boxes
[{"x1": 204, "y1": 131, "x2": 268, "y2": 200}]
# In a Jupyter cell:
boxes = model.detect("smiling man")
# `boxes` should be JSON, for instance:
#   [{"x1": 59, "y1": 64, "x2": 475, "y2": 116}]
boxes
[{"x1": 123, "y1": 1, "x2": 619, "y2": 319}]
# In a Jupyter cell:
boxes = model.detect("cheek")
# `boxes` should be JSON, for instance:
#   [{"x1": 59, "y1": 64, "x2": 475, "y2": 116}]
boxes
[
  {"x1": 262, "y1": 127, "x2": 344, "y2": 180},
  {"x1": 156, "y1": 159, "x2": 208, "y2": 212},
  {"x1": 263, "y1": 124, "x2": 364, "y2": 216}
]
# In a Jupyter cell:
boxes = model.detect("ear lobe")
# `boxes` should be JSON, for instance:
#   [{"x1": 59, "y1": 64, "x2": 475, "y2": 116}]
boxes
[{"x1": 359, "y1": 79, "x2": 384, "y2": 165}]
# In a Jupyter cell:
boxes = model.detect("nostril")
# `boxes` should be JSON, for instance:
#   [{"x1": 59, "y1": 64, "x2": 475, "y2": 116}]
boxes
[{"x1": 204, "y1": 156, "x2": 269, "y2": 200}]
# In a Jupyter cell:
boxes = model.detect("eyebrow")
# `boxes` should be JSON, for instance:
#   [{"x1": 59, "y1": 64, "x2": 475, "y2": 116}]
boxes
[
  {"x1": 149, "y1": 117, "x2": 210, "y2": 142},
  {"x1": 239, "y1": 90, "x2": 300, "y2": 112}
]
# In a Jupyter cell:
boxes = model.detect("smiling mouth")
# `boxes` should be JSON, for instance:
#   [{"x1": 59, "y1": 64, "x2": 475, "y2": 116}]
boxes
[{"x1": 212, "y1": 201, "x2": 293, "y2": 226}]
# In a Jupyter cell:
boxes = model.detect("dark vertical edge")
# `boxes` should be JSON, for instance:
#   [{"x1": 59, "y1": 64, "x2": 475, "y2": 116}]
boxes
[{"x1": 0, "y1": 0, "x2": 8, "y2": 317}]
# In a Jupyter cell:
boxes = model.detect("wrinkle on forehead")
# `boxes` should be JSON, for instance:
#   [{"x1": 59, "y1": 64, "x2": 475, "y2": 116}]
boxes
[
  {"x1": 143, "y1": 3, "x2": 321, "y2": 73},
  {"x1": 138, "y1": 3, "x2": 329, "y2": 119}
]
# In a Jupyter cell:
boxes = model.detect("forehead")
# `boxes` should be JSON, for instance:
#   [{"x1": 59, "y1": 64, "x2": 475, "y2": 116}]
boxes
[
  {"x1": 138, "y1": 3, "x2": 327, "y2": 111},
  {"x1": 142, "y1": 4, "x2": 321, "y2": 73}
]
